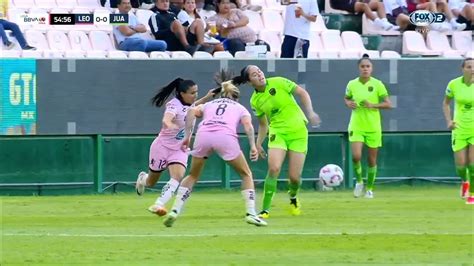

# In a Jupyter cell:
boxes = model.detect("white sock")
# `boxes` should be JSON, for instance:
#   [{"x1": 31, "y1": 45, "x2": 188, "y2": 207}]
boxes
[
  {"x1": 141, "y1": 173, "x2": 149, "y2": 186},
  {"x1": 155, "y1": 178, "x2": 180, "y2": 206},
  {"x1": 241, "y1": 189, "x2": 257, "y2": 216},
  {"x1": 171, "y1": 186, "x2": 192, "y2": 214}
]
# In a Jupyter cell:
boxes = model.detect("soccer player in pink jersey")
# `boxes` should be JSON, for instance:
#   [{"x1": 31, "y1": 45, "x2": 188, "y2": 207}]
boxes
[
  {"x1": 135, "y1": 78, "x2": 215, "y2": 216},
  {"x1": 162, "y1": 80, "x2": 267, "y2": 227}
]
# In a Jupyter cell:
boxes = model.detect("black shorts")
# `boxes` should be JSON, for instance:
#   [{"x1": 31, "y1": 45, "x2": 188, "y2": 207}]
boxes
[{"x1": 330, "y1": 0, "x2": 357, "y2": 13}]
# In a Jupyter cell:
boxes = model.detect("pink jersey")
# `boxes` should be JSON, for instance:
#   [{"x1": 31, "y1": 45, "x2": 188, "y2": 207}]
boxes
[
  {"x1": 157, "y1": 98, "x2": 190, "y2": 150},
  {"x1": 197, "y1": 98, "x2": 251, "y2": 137}
]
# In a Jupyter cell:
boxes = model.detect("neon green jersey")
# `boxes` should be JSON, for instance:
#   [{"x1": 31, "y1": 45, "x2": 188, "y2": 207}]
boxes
[
  {"x1": 250, "y1": 77, "x2": 307, "y2": 134},
  {"x1": 345, "y1": 77, "x2": 389, "y2": 132},
  {"x1": 445, "y1": 76, "x2": 474, "y2": 135}
]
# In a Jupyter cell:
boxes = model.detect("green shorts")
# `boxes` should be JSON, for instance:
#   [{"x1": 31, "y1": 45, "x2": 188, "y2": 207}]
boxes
[
  {"x1": 349, "y1": 130, "x2": 382, "y2": 148},
  {"x1": 268, "y1": 128, "x2": 308, "y2": 153},
  {"x1": 451, "y1": 132, "x2": 474, "y2": 152}
]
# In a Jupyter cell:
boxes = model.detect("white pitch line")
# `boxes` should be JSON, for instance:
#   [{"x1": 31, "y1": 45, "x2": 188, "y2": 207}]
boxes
[{"x1": 4, "y1": 232, "x2": 472, "y2": 238}]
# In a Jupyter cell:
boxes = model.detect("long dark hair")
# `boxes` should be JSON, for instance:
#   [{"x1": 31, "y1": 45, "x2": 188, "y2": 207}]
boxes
[{"x1": 151, "y1": 78, "x2": 196, "y2": 107}]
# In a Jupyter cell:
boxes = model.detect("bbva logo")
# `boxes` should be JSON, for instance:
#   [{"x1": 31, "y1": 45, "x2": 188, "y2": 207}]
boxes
[{"x1": 409, "y1": 10, "x2": 445, "y2": 27}]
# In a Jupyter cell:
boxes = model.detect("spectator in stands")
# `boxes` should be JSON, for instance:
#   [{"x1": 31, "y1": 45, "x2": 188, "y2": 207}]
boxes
[
  {"x1": 113, "y1": 0, "x2": 167, "y2": 52},
  {"x1": 149, "y1": 0, "x2": 201, "y2": 54},
  {"x1": 0, "y1": 0, "x2": 35, "y2": 50},
  {"x1": 177, "y1": 0, "x2": 224, "y2": 52},
  {"x1": 383, "y1": 0, "x2": 415, "y2": 30},
  {"x1": 449, "y1": 0, "x2": 473, "y2": 29},
  {"x1": 330, "y1": 0, "x2": 399, "y2": 30},
  {"x1": 280, "y1": 0, "x2": 319, "y2": 58},
  {"x1": 409, "y1": 0, "x2": 466, "y2": 31},
  {"x1": 442, "y1": 57, "x2": 474, "y2": 204},
  {"x1": 207, "y1": 0, "x2": 258, "y2": 54}
]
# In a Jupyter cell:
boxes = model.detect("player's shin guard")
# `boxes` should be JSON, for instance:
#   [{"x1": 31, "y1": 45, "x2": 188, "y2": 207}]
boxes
[
  {"x1": 353, "y1": 161, "x2": 363, "y2": 183},
  {"x1": 170, "y1": 186, "x2": 192, "y2": 215},
  {"x1": 155, "y1": 178, "x2": 180, "y2": 207},
  {"x1": 468, "y1": 164, "x2": 474, "y2": 195},
  {"x1": 456, "y1": 166, "x2": 468, "y2": 182},
  {"x1": 262, "y1": 175, "x2": 277, "y2": 211},
  {"x1": 367, "y1": 166, "x2": 377, "y2": 191},
  {"x1": 241, "y1": 189, "x2": 257, "y2": 216},
  {"x1": 288, "y1": 179, "x2": 301, "y2": 198}
]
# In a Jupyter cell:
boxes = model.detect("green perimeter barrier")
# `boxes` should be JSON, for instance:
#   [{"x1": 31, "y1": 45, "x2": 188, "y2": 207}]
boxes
[{"x1": 0, "y1": 133, "x2": 456, "y2": 195}]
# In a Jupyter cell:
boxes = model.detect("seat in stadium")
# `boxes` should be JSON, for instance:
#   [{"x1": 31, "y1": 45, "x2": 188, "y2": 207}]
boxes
[
  {"x1": 34, "y1": 0, "x2": 57, "y2": 9},
  {"x1": 107, "y1": 50, "x2": 128, "y2": 58},
  {"x1": 317, "y1": 50, "x2": 339, "y2": 58},
  {"x1": 0, "y1": 50, "x2": 22, "y2": 57},
  {"x1": 135, "y1": 9, "x2": 154, "y2": 31},
  {"x1": 451, "y1": 31, "x2": 473, "y2": 55},
  {"x1": 381, "y1": 50, "x2": 401, "y2": 58},
  {"x1": 86, "y1": 50, "x2": 107, "y2": 58},
  {"x1": 13, "y1": 0, "x2": 35, "y2": 8},
  {"x1": 171, "y1": 51, "x2": 193, "y2": 58},
  {"x1": 150, "y1": 51, "x2": 171, "y2": 59},
  {"x1": 22, "y1": 49, "x2": 43, "y2": 58},
  {"x1": 47, "y1": 30, "x2": 71, "y2": 50},
  {"x1": 77, "y1": 0, "x2": 101, "y2": 11},
  {"x1": 243, "y1": 10, "x2": 265, "y2": 34},
  {"x1": 56, "y1": 0, "x2": 77, "y2": 9},
  {"x1": 261, "y1": 9, "x2": 284, "y2": 34},
  {"x1": 341, "y1": 31, "x2": 379, "y2": 58},
  {"x1": 213, "y1": 51, "x2": 234, "y2": 58},
  {"x1": 43, "y1": 50, "x2": 64, "y2": 58},
  {"x1": 65, "y1": 50, "x2": 86, "y2": 58},
  {"x1": 68, "y1": 30, "x2": 93, "y2": 51},
  {"x1": 402, "y1": 31, "x2": 441, "y2": 56},
  {"x1": 24, "y1": 30, "x2": 50, "y2": 50},
  {"x1": 89, "y1": 30, "x2": 115, "y2": 51},
  {"x1": 426, "y1": 31, "x2": 464, "y2": 57},
  {"x1": 193, "y1": 51, "x2": 213, "y2": 59},
  {"x1": 310, "y1": 15, "x2": 328, "y2": 34},
  {"x1": 128, "y1": 51, "x2": 149, "y2": 59},
  {"x1": 258, "y1": 30, "x2": 281, "y2": 55}
]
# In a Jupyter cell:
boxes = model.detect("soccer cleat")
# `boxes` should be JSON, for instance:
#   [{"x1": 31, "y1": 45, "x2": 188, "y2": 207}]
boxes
[
  {"x1": 365, "y1": 190, "x2": 374, "y2": 199},
  {"x1": 466, "y1": 196, "x2": 474, "y2": 205},
  {"x1": 289, "y1": 198, "x2": 301, "y2": 216},
  {"x1": 135, "y1": 171, "x2": 147, "y2": 196},
  {"x1": 245, "y1": 214, "x2": 268, "y2": 226},
  {"x1": 163, "y1": 210, "x2": 178, "y2": 227},
  {"x1": 353, "y1": 182, "x2": 364, "y2": 198},
  {"x1": 460, "y1": 182, "x2": 469, "y2": 199},
  {"x1": 258, "y1": 210, "x2": 269, "y2": 219},
  {"x1": 147, "y1": 205, "x2": 168, "y2": 216}
]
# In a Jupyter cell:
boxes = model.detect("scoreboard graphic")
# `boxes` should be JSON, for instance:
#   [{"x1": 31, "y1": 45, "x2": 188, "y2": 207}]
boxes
[{"x1": 15, "y1": 13, "x2": 129, "y2": 26}]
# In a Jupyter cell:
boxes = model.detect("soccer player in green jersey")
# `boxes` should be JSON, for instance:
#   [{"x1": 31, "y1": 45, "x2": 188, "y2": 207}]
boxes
[
  {"x1": 442, "y1": 57, "x2": 474, "y2": 204},
  {"x1": 232, "y1": 65, "x2": 321, "y2": 218},
  {"x1": 344, "y1": 54, "x2": 392, "y2": 199}
]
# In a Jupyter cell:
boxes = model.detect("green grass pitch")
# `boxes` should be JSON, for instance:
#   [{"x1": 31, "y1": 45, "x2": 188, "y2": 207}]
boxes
[{"x1": 2, "y1": 186, "x2": 473, "y2": 264}]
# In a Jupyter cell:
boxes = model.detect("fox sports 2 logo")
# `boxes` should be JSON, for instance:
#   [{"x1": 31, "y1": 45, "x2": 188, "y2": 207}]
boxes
[{"x1": 409, "y1": 10, "x2": 445, "y2": 27}]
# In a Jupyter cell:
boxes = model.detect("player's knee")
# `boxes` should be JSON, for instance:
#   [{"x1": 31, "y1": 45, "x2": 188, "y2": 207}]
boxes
[{"x1": 268, "y1": 165, "x2": 281, "y2": 176}]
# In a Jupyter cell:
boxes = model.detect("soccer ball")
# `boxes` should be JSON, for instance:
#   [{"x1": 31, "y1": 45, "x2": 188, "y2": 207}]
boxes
[{"x1": 319, "y1": 164, "x2": 344, "y2": 187}]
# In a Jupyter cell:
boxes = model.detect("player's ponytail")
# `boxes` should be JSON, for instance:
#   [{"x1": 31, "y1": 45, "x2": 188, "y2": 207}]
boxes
[
  {"x1": 221, "y1": 80, "x2": 240, "y2": 100},
  {"x1": 151, "y1": 78, "x2": 196, "y2": 107},
  {"x1": 358, "y1": 53, "x2": 371, "y2": 65},
  {"x1": 231, "y1": 66, "x2": 250, "y2": 85}
]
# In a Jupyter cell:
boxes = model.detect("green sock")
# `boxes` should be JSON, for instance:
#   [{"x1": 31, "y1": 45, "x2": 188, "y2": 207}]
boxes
[
  {"x1": 456, "y1": 166, "x2": 468, "y2": 182},
  {"x1": 288, "y1": 180, "x2": 301, "y2": 198},
  {"x1": 262, "y1": 175, "x2": 278, "y2": 212},
  {"x1": 367, "y1": 166, "x2": 377, "y2": 191},
  {"x1": 468, "y1": 165, "x2": 474, "y2": 193},
  {"x1": 353, "y1": 161, "x2": 363, "y2": 183}
]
